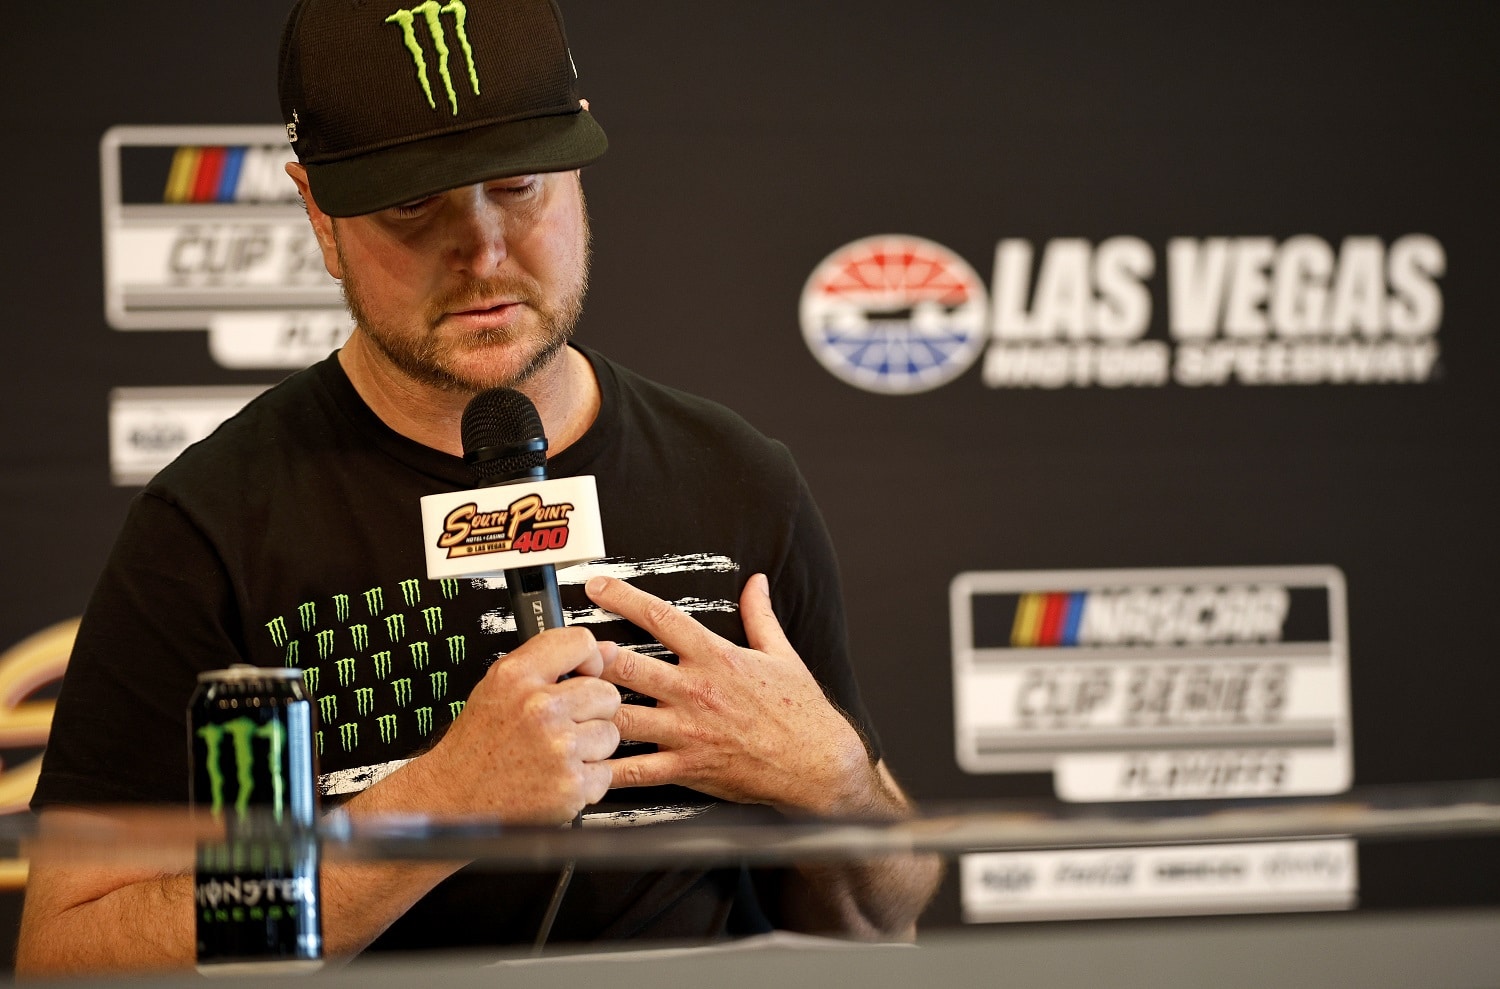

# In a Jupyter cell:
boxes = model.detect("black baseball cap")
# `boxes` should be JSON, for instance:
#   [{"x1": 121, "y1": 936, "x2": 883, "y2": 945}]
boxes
[{"x1": 278, "y1": 0, "x2": 607, "y2": 217}]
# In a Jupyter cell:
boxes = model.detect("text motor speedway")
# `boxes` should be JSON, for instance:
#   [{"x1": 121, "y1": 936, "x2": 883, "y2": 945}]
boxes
[{"x1": 802, "y1": 234, "x2": 1444, "y2": 393}]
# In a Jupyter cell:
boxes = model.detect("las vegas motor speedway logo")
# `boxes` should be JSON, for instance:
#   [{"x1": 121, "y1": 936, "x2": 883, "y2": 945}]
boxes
[{"x1": 802, "y1": 234, "x2": 1445, "y2": 392}]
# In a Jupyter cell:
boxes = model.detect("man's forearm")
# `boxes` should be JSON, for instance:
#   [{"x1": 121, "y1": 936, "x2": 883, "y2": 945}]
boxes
[
  {"x1": 780, "y1": 761, "x2": 943, "y2": 940},
  {"x1": 17, "y1": 844, "x2": 464, "y2": 977}
]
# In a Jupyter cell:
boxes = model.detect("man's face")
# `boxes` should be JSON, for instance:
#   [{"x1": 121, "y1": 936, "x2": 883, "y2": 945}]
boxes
[{"x1": 317, "y1": 171, "x2": 591, "y2": 393}]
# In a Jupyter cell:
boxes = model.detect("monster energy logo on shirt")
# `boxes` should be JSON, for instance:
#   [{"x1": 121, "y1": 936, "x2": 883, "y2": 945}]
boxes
[
  {"x1": 355, "y1": 687, "x2": 375, "y2": 716},
  {"x1": 401, "y1": 579, "x2": 421, "y2": 607},
  {"x1": 416, "y1": 707, "x2": 433, "y2": 735},
  {"x1": 340, "y1": 723, "x2": 359, "y2": 751},
  {"x1": 364, "y1": 587, "x2": 384, "y2": 616},
  {"x1": 336, "y1": 657, "x2": 356, "y2": 685},
  {"x1": 298, "y1": 601, "x2": 317, "y2": 631},
  {"x1": 422, "y1": 607, "x2": 443, "y2": 635},
  {"x1": 446, "y1": 635, "x2": 465, "y2": 663},
  {"x1": 372, "y1": 650, "x2": 392, "y2": 679},
  {"x1": 378, "y1": 714, "x2": 399, "y2": 744},
  {"x1": 316, "y1": 629, "x2": 336, "y2": 660},
  {"x1": 351, "y1": 624, "x2": 370, "y2": 651},
  {"x1": 386, "y1": 2, "x2": 481, "y2": 115},
  {"x1": 430, "y1": 670, "x2": 448, "y2": 699},
  {"x1": 318, "y1": 695, "x2": 338, "y2": 723},
  {"x1": 392, "y1": 678, "x2": 413, "y2": 707},
  {"x1": 409, "y1": 641, "x2": 430, "y2": 669},
  {"x1": 196, "y1": 717, "x2": 287, "y2": 821},
  {"x1": 385, "y1": 613, "x2": 406, "y2": 641}
]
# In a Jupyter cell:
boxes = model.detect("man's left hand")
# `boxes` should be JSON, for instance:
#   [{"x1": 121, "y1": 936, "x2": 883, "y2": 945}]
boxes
[{"x1": 583, "y1": 573, "x2": 879, "y2": 816}]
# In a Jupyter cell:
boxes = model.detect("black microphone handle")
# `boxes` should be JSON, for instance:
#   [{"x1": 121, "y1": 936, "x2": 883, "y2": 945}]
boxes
[{"x1": 505, "y1": 563, "x2": 564, "y2": 641}]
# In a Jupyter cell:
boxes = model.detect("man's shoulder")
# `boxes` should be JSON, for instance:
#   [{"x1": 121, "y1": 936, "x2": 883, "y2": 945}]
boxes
[
  {"x1": 146, "y1": 359, "x2": 338, "y2": 499},
  {"x1": 590, "y1": 349, "x2": 794, "y2": 470}
]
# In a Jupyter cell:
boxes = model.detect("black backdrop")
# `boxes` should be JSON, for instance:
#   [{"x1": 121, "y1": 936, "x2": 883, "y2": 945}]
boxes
[{"x1": 2, "y1": 0, "x2": 1497, "y2": 965}]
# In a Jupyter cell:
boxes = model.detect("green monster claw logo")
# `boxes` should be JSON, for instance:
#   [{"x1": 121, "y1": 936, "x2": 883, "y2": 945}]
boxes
[
  {"x1": 440, "y1": 578, "x2": 459, "y2": 599},
  {"x1": 422, "y1": 607, "x2": 444, "y2": 635},
  {"x1": 364, "y1": 587, "x2": 384, "y2": 616},
  {"x1": 430, "y1": 670, "x2": 448, "y2": 699},
  {"x1": 449, "y1": 700, "x2": 466, "y2": 719},
  {"x1": 378, "y1": 713, "x2": 399, "y2": 744},
  {"x1": 302, "y1": 668, "x2": 319, "y2": 693},
  {"x1": 266, "y1": 617, "x2": 288, "y2": 647},
  {"x1": 385, "y1": 614, "x2": 406, "y2": 642},
  {"x1": 337, "y1": 657, "x2": 357, "y2": 686},
  {"x1": 401, "y1": 579, "x2": 422, "y2": 607},
  {"x1": 334, "y1": 593, "x2": 350, "y2": 623},
  {"x1": 318, "y1": 695, "x2": 338, "y2": 723},
  {"x1": 351, "y1": 624, "x2": 370, "y2": 651},
  {"x1": 416, "y1": 706, "x2": 433, "y2": 735},
  {"x1": 385, "y1": 2, "x2": 480, "y2": 116},
  {"x1": 340, "y1": 722, "x2": 358, "y2": 751},
  {"x1": 317, "y1": 629, "x2": 336, "y2": 660},
  {"x1": 284, "y1": 640, "x2": 299, "y2": 667},
  {"x1": 373, "y1": 651, "x2": 393, "y2": 679},
  {"x1": 392, "y1": 678, "x2": 413, "y2": 707},
  {"x1": 298, "y1": 601, "x2": 317, "y2": 631},
  {"x1": 410, "y1": 641, "x2": 430, "y2": 670},
  {"x1": 196, "y1": 717, "x2": 287, "y2": 821},
  {"x1": 447, "y1": 635, "x2": 465, "y2": 663},
  {"x1": 355, "y1": 687, "x2": 375, "y2": 716}
]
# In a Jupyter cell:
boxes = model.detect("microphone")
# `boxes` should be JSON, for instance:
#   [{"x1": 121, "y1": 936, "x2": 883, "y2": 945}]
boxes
[{"x1": 460, "y1": 388, "x2": 565, "y2": 642}]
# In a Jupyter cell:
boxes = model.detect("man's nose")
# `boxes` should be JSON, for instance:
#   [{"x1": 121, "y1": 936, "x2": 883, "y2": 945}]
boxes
[{"x1": 448, "y1": 185, "x2": 509, "y2": 277}]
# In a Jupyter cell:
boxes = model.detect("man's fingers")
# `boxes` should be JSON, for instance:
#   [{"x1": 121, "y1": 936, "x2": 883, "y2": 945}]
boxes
[
  {"x1": 586, "y1": 576, "x2": 721, "y2": 663},
  {"x1": 551, "y1": 674, "x2": 621, "y2": 723},
  {"x1": 501, "y1": 626, "x2": 603, "y2": 682},
  {"x1": 612, "y1": 701, "x2": 677, "y2": 745},
  {"x1": 607, "y1": 751, "x2": 680, "y2": 790},
  {"x1": 738, "y1": 573, "x2": 794, "y2": 657},
  {"x1": 598, "y1": 645, "x2": 679, "y2": 698},
  {"x1": 574, "y1": 717, "x2": 622, "y2": 764}
]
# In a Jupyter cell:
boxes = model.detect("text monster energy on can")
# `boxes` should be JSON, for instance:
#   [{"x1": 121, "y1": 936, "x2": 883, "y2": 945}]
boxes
[{"x1": 190, "y1": 665, "x2": 323, "y2": 974}]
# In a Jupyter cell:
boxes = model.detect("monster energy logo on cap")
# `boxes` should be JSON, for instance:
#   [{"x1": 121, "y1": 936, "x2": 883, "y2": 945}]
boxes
[
  {"x1": 386, "y1": 2, "x2": 480, "y2": 116},
  {"x1": 277, "y1": 0, "x2": 608, "y2": 218}
]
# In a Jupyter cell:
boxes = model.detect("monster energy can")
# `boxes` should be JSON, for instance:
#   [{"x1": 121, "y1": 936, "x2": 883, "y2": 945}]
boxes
[{"x1": 190, "y1": 666, "x2": 322, "y2": 974}]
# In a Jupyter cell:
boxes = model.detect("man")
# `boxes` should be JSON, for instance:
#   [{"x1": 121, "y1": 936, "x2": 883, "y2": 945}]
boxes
[{"x1": 17, "y1": 0, "x2": 939, "y2": 974}]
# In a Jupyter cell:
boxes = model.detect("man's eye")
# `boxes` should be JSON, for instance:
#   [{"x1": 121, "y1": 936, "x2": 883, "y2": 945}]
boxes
[
  {"x1": 492, "y1": 176, "x2": 539, "y2": 197},
  {"x1": 389, "y1": 196, "x2": 437, "y2": 217}
]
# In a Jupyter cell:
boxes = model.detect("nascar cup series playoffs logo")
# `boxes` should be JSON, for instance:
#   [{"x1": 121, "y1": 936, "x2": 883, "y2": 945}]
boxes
[{"x1": 802, "y1": 234, "x2": 1446, "y2": 393}]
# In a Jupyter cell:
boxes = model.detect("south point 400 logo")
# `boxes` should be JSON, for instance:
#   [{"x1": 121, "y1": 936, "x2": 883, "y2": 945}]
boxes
[
  {"x1": 438, "y1": 493, "x2": 575, "y2": 559},
  {"x1": 801, "y1": 234, "x2": 1446, "y2": 393}
]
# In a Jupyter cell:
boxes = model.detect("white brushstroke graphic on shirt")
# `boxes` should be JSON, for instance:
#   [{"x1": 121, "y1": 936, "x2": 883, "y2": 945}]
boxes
[
  {"x1": 469, "y1": 553, "x2": 737, "y2": 592},
  {"x1": 480, "y1": 597, "x2": 735, "y2": 635}
]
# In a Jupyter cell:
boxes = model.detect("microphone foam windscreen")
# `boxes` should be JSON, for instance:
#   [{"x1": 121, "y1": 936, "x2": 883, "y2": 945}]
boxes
[{"x1": 461, "y1": 387, "x2": 547, "y2": 482}]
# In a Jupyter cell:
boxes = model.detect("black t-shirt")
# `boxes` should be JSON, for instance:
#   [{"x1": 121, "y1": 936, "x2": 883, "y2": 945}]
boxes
[{"x1": 34, "y1": 347, "x2": 878, "y2": 950}]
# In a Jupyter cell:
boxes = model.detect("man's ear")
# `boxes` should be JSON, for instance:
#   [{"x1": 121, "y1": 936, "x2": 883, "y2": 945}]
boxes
[{"x1": 285, "y1": 161, "x2": 343, "y2": 281}]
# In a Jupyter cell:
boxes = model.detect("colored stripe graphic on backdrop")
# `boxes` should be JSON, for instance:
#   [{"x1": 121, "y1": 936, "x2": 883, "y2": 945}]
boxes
[
  {"x1": 1010, "y1": 592, "x2": 1086, "y2": 647},
  {"x1": 163, "y1": 147, "x2": 250, "y2": 203}
]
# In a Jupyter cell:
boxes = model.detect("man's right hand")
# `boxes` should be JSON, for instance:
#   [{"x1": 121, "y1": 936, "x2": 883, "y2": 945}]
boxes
[{"x1": 405, "y1": 626, "x2": 622, "y2": 824}]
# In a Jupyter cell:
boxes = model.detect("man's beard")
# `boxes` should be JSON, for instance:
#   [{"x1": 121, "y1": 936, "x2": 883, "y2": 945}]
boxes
[{"x1": 335, "y1": 225, "x2": 589, "y2": 395}]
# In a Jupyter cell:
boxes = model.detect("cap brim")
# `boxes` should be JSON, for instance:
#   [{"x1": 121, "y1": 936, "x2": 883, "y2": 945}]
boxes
[{"x1": 304, "y1": 110, "x2": 607, "y2": 217}]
